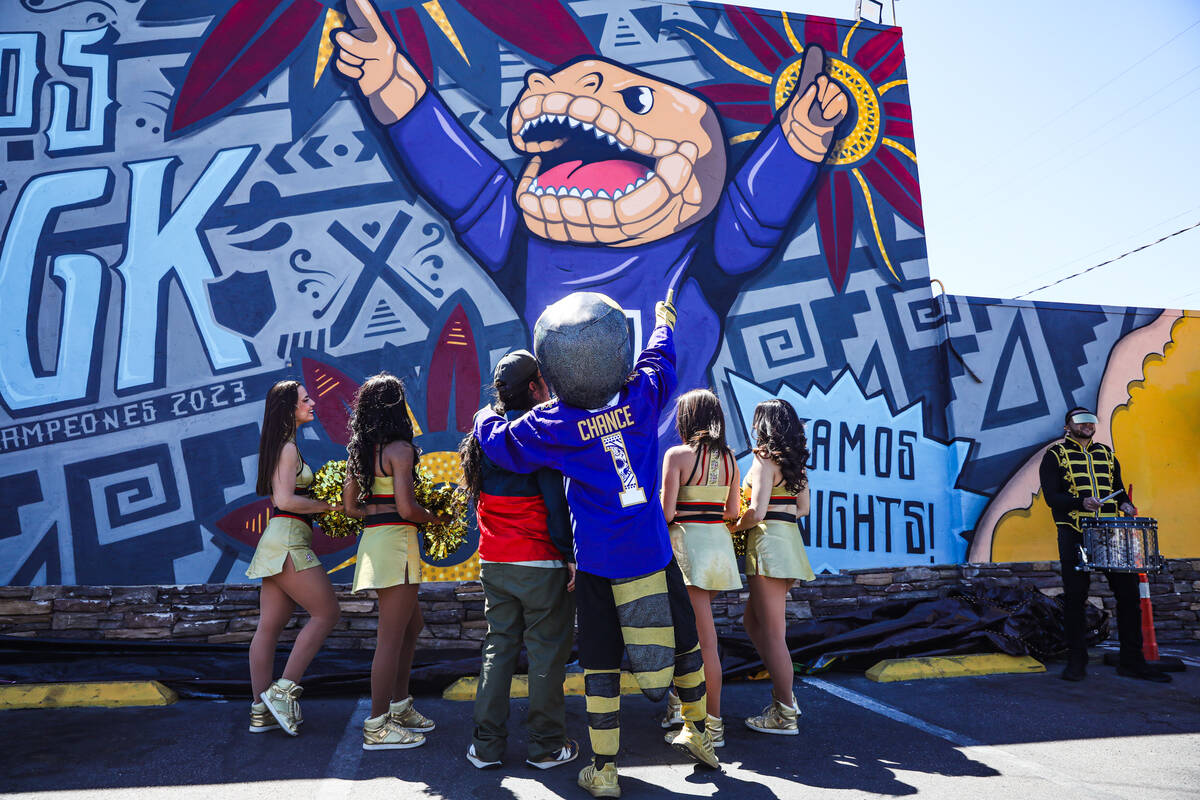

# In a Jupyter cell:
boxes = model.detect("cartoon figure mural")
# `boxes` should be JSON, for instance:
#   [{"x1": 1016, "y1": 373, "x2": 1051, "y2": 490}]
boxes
[
  {"x1": 0, "y1": 0, "x2": 1195, "y2": 589},
  {"x1": 331, "y1": 0, "x2": 848, "y2": 431}
]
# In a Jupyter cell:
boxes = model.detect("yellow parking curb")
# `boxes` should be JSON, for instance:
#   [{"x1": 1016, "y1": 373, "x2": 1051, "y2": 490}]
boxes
[
  {"x1": 0, "y1": 681, "x2": 178, "y2": 710},
  {"x1": 444, "y1": 671, "x2": 643, "y2": 700},
  {"x1": 866, "y1": 653, "x2": 1045, "y2": 682}
]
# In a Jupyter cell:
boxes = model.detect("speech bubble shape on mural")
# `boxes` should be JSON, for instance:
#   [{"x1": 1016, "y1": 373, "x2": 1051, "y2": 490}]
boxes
[{"x1": 728, "y1": 370, "x2": 988, "y2": 573}]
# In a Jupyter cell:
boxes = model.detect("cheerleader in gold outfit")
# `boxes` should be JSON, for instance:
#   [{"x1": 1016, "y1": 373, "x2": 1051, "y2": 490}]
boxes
[
  {"x1": 658, "y1": 390, "x2": 742, "y2": 745},
  {"x1": 246, "y1": 381, "x2": 341, "y2": 736},
  {"x1": 727, "y1": 399, "x2": 814, "y2": 736},
  {"x1": 344, "y1": 373, "x2": 448, "y2": 750}
]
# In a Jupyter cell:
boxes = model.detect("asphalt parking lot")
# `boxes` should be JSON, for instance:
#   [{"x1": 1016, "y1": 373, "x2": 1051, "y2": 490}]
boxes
[{"x1": 2, "y1": 646, "x2": 1198, "y2": 800}]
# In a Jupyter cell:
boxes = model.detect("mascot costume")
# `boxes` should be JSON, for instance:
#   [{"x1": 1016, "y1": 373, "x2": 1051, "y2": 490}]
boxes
[{"x1": 473, "y1": 290, "x2": 717, "y2": 796}]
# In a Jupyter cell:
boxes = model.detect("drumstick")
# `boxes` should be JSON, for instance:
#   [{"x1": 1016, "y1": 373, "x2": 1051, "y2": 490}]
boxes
[{"x1": 1088, "y1": 489, "x2": 1123, "y2": 518}]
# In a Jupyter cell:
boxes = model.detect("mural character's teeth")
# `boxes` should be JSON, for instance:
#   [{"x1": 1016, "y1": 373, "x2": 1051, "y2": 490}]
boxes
[
  {"x1": 616, "y1": 143, "x2": 628, "y2": 152},
  {"x1": 596, "y1": 190, "x2": 610, "y2": 200},
  {"x1": 594, "y1": 127, "x2": 605, "y2": 139},
  {"x1": 605, "y1": 133, "x2": 617, "y2": 145},
  {"x1": 557, "y1": 186, "x2": 571, "y2": 197},
  {"x1": 624, "y1": 183, "x2": 635, "y2": 194},
  {"x1": 580, "y1": 189, "x2": 594, "y2": 199},
  {"x1": 533, "y1": 186, "x2": 544, "y2": 196},
  {"x1": 611, "y1": 189, "x2": 623, "y2": 199},
  {"x1": 567, "y1": 187, "x2": 582, "y2": 198},
  {"x1": 653, "y1": 139, "x2": 676, "y2": 157},
  {"x1": 555, "y1": 114, "x2": 566, "y2": 123},
  {"x1": 568, "y1": 117, "x2": 580, "y2": 128},
  {"x1": 634, "y1": 178, "x2": 645, "y2": 189}
]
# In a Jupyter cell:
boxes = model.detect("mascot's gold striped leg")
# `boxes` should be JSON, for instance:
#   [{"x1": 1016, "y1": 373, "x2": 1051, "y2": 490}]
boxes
[
  {"x1": 583, "y1": 668, "x2": 621, "y2": 766},
  {"x1": 611, "y1": 571, "x2": 675, "y2": 701},
  {"x1": 673, "y1": 643, "x2": 706, "y2": 726}
]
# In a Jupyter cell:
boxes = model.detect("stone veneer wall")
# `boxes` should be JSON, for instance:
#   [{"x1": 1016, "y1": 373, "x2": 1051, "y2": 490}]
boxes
[{"x1": 2, "y1": 560, "x2": 1197, "y2": 650}]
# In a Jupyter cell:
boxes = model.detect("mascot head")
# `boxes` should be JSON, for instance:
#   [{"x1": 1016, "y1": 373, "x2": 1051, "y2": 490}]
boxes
[
  {"x1": 533, "y1": 291, "x2": 632, "y2": 409},
  {"x1": 509, "y1": 57, "x2": 727, "y2": 248}
]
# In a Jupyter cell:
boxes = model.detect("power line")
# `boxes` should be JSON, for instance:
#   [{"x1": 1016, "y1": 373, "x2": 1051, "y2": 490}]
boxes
[
  {"x1": 994, "y1": 202, "x2": 1200, "y2": 295},
  {"x1": 1013, "y1": 219, "x2": 1200, "y2": 299}
]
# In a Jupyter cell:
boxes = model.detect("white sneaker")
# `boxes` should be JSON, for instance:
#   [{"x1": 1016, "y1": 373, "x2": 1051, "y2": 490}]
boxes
[
  {"x1": 526, "y1": 739, "x2": 579, "y2": 770},
  {"x1": 466, "y1": 744, "x2": 502, "y2": 769}
]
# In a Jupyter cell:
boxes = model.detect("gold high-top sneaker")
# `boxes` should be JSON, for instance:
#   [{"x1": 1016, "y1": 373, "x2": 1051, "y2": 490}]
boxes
[
  {"x1": 389, "y1": 696, "x2": 435, "y2": 732},
  {"x1": 259, "y1": 679, "x2": 302, "y2": 736},
  {"x1": 248, "y1": 701, "x2": 279, "y2": 734},
  {"x1": 659, "y1": 691, "x2": 683, "y2": 729},
  {"x1": 577, "y1": 760, "x2": 620, "y2": 798},
  {"x1": 362, "y1": 713, "x2": 425, "y2": 751},
  {"x1": 664, "y1": 713, "x2": 724, "y2": 747},
  {"x1": 745, "y1": 698, "x2": 799, "y2": 735},
  {"x1": 668, "y1": 720, "x2": 719, "y2": 768},
  {"x1": 705, "y1": 714, "x2": 725, "y2": 747}
]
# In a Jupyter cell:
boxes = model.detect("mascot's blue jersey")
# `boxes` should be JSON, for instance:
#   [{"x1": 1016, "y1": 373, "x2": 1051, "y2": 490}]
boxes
[{"x1": 473, "y1": 324, "x2": 676, "y2": 579}]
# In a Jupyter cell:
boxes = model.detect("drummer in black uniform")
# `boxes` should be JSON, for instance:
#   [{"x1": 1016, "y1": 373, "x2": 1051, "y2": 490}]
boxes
[{"x1": 1039, "y1": 407, "x2": 1170, "y2": 683}]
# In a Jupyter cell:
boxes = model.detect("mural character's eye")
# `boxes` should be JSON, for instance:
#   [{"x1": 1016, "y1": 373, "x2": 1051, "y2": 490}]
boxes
[{"x1": 619, "y1": 87, "x2": 654, "y2": 115}]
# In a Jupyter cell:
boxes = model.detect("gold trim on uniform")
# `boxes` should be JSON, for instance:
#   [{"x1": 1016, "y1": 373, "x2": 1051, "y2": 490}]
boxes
[{"x1": 1048, "y1": 439, "x2": 1120, "y2": 531}]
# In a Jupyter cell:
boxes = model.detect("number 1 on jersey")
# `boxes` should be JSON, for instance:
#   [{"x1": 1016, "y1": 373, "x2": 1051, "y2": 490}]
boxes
[{"x1": 601, "y1": 432, "x2": 646, "y2": 507}]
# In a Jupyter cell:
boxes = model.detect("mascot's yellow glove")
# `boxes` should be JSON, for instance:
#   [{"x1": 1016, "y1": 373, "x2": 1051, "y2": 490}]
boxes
[{"x1": 655, "y1": 290, "x2": 677, "y2": 330}]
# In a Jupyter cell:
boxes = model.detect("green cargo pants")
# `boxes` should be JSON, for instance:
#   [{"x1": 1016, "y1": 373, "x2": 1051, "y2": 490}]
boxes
[{"x1": 472, "y1": 562, "x2": 575, "y2": 762}]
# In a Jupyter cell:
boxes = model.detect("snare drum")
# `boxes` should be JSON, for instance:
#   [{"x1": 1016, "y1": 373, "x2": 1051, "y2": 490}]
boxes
[{"x1": 1078, "y1": 517, "x2": 1164, "y2": 573}]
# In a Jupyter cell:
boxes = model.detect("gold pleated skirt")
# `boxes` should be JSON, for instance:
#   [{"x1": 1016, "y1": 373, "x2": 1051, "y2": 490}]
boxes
[
  {"x1": 245, "y1": 516, "x2": 321, "y2": 578},
  {"x1": 669, "y1": 521, "x2": 743, "y2": 591},
  {"x1": 353, "y1": 524, "x2": 422, "y2": 591},
  {"x1": 744, "y1": 520, "x2": 815, "y2": 581}
]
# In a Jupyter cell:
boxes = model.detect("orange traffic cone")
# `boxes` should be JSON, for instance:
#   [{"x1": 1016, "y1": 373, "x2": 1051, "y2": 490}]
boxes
[
  {"x1": 1108, "y1": 486, "x2": 1185, "y2": 671},
  {"x1": 1138, "y1": 572, "x2": 1159, "y2": 662}
]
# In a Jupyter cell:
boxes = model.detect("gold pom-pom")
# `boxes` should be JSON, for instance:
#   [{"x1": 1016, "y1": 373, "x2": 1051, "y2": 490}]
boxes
[
  {"x1": 730, "y1": 485, "x2": 751, "y2": 557},
  {"x1": 311, "y1": 460, "x2": 362, "y2": 539},
  {"x1": 413, "y1": 464, "x2": 468, "y2": 561}
]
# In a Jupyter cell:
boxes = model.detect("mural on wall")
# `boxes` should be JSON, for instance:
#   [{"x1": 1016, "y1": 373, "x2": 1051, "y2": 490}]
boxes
[{"x1": 1, "y1": 0, "x2": 1194, "y2": 587}]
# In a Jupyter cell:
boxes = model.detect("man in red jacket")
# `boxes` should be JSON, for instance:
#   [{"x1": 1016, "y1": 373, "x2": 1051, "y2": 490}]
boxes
[{"x1": 459, "y1": 350, "x2": 578, "y2": 770}]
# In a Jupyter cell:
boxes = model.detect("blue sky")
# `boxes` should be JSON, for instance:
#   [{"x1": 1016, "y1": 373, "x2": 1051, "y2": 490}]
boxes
[{"x1": 738, "y1": 0, "x2": 1200, "y2": 309}]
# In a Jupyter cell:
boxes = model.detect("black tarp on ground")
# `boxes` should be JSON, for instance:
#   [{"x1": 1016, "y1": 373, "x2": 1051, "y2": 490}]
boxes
[
  {"x1": 720, "y1": 579, "x2": 1109, "y2": 678},
  {"x1": 1, "y1": 580, "x2": 1105, "y2": 698}
]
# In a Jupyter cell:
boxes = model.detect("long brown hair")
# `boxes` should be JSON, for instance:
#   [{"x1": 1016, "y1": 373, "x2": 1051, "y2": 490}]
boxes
[
  {"x1": 751, "y1": 398, "x2": 809, "y2": 494},
  {"x1": 347, "y1": 373, "x2": 416, "y2": 503},
  {"x1": 675, "y1": 389, "x2": 729, "y2": 456},
  {"x1": 458, "y1": 376, "x2": 540, "y2": 507},
  {"x1": 256, "y1": 380, "x2": 301, "y2": 496}
]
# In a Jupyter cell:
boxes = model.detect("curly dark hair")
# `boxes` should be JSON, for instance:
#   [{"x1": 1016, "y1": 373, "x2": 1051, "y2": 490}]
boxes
[
  {"x1": 458, "y1": 377, "x2": 539, "y2": 507},
  {"x1": 347, "y1": 373, "x2": 417, "y2": 504},
  {"x1": 751, "y1": 399, "x2": 809, "y2": 494},
  {"x1": 675, "y1": 389, "x2": 729, "y2": 457},
  {"x1": 256, "y1": 380, "x2": 301, "y2": 496}
]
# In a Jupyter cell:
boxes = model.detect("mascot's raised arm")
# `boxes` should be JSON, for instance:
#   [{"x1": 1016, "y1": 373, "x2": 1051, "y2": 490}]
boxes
[{"x1": 334, "y1": 0, "x2": 847, "y2": 425}]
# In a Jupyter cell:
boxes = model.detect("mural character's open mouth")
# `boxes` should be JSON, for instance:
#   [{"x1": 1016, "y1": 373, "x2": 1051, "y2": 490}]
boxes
[
  {"x1": 520, "y1": 113, "x2": 658, "y2": 200},
  {"x1": 508, "y1": 67, "x2": 720, "y2": 247}
]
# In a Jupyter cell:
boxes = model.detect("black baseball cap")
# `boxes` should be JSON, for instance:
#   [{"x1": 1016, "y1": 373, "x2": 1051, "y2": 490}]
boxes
[{"x1": 493, "y1": 349, "x2": 539, "y2": 389}]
